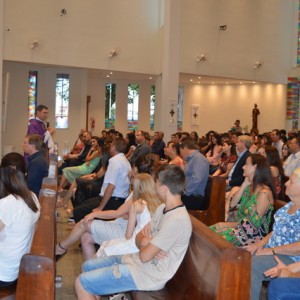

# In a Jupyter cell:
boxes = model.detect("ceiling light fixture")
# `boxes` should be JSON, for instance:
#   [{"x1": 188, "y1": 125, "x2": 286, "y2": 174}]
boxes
[
  {"x1": 196, "y1": 54, "x2": 206, "y2": 62},
  {"x1": 253, "y1": 61, "x2": 263, "y2": 69},
  {"x1": 108, "y1": 49, "x2": 118, "y2": 58},
  {"x1": 30, "y1": 39, "x2": 39, "y2": 49}
]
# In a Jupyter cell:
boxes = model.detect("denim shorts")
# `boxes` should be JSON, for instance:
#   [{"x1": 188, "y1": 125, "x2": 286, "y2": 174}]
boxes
[{"x1": 79, "y1": 255, "x2": 137, "y2": 296}]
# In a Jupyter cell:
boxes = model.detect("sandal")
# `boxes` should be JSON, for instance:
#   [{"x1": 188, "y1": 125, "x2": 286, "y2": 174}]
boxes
[
  {"x1": 56, "y1": 198, "x2": 65, "y2": 208},
  {"x1": 66, "y1": 208, "x2": 74, "y2": 218},
  {"x1": 56, "y1": 243, "x2": 67, "y2": 261}
]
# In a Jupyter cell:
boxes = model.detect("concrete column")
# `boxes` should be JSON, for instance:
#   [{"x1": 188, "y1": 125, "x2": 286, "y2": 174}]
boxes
[
  {"x1": 115, "y1": 81, "x2": 129, "y2": 131},
  {"x1": 138, "y1": 81, "x2": 151, "y2": 132},
  {"x1": 155, "y1": 0, "x2": 181, "y2": 141}
]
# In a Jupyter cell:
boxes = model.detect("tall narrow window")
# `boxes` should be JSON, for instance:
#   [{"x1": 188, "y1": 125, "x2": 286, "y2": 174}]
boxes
[
  {"x1": 55, "y1": 74, "x2": 70, "y2": 129},
  {"x1": 177, "y1": 86, "x2": 184, "y2": 131},
  {"x1": 297, "y1": 1, "x2": 300, "y2": 65},
  {"x1": 105, "y1": 83, "x2": 116, "y2": 129},
  {"x1": 150, "y1": 85, "x2": 156, "y2": 130},
  {"x1": 286, "y1": 77, "x2": 300, "y2": 131},
  {"x1": 28, "y1": 71, "x2": 38, "y2": 119},
  {"x1": 128, "y1": 84, "x2": 139, "y2": 130}
]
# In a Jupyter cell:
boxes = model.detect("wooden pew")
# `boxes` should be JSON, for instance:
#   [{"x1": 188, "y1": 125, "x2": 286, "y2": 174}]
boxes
[
  {"x1": 188, "y1": 176, "x2": 226, "y2": 226},
  {"x1": 131, "y1": 215, "x2": 251, "y2": 300}
]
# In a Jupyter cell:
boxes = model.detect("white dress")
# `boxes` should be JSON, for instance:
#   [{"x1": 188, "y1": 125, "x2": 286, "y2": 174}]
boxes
[
  {"x1": 96, "y1": 204, "x2": 151, "y2": 257},
  {"x1": 91, "y1": 193, "x2": 133, "y2": 245}
]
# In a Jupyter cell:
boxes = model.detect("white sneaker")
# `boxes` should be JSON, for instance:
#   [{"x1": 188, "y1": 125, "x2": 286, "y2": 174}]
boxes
[{"x1": 107, "y1": 293, "x2": 128, "y2": 300}]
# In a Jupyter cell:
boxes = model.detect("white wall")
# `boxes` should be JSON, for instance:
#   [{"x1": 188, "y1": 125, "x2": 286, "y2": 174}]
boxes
[
  {"x1": 2, "y1": 1, "x2": 297, "y2": 84},
  {"x1": 3, "y1": 0, "x2": 162, "y2": 74},
  {"x1": 181, "y1": 82, "x2": 286, "y2": 136},
  {"x1": 2, "y1": 61, "x2": 87, "y2": 156},
  {"x1": 180, "y1": 0, "x2": 296, "y2": 83}
]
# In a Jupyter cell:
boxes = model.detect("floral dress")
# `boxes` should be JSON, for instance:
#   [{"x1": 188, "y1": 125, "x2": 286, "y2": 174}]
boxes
[
  {"x1": 265, "y1": 202, "x2": 300, "y2": 262},
  {"x1": 210, "y1": 186, "x2": 273, "y2": 246}
]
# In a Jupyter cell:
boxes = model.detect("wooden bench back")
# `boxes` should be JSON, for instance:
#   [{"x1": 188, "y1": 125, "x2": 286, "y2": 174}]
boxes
[
  {"x1": 132, "y1": 215, "x2": 251, "y2": 300},
  {"x1": 189, "y1": 176, "x2": 226, "y2": 226}
]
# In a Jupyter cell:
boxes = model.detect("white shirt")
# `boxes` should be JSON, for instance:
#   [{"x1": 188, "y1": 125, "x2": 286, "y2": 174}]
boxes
[
  {"x1": 100, "y1": 153, "x2": 131, "y2": 198},
  {"x1": 0, "y1": 193, "x2": 40, "y2": 282},
  {"x1": 273, "y1": 140, "x2": 284, "y2": 159},
  {"x1": 283, "y1": 151, "x2": 300, "y2": 176}
]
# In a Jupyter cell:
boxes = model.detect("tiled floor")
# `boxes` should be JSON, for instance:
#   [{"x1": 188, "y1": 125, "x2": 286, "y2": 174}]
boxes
[
  {"x1": 55, "y1": 207, "x2": 83, "y2": 300},
  {"x1": 55, "y1": 206, "x2": 131, "y2": 300}
]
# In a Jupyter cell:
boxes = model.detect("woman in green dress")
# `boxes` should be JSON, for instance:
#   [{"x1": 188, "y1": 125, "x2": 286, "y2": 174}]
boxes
[
  {"x1": 210, "y1": 154, "x2": 275, "y2": 246},
  {"x1": 58, "y1": 137, "x2": 102, "y2": 193}
]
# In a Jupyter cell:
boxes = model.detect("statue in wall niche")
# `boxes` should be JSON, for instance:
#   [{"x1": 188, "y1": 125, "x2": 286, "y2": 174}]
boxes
[{"x1": 252, "y1": 103, "x2": 260, "y2": 133}]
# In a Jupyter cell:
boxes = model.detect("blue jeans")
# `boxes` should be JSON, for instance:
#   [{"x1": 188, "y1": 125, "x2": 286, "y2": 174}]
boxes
[
  {"x1": 251, "y1": 255, "x2": 294, "y2": 300},
  {"x1": 79, "y1": 255, "x2": 137, "y2": 296},
  {"x1": 268, "y1": 278, "x2": 300, "y2": 299}
]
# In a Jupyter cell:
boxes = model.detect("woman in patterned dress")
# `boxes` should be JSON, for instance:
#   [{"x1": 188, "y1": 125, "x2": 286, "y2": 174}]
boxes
[
  {"x1": 244, "y1": 167, "x2": 300, "y2": 299},
  {"x1": 210, "y1": 154, "x2": 275, "y2": 246}
]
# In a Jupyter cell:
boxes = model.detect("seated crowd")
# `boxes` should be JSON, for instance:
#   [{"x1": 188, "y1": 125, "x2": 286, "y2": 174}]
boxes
[{"x1": 2, "y1": 123, "x2": 300, "y2": 299}]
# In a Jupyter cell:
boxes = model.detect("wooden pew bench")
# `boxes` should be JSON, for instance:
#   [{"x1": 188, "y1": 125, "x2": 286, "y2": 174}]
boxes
[
  {"x1": 0, "y1": 177, "x2": 57, "y2": 300},
  {"x1": 131, "y1": 215, "x2": 251, "y2": 300},
  {"x1": 188, "y1": 176, "x2": 226, "y2": 226}
]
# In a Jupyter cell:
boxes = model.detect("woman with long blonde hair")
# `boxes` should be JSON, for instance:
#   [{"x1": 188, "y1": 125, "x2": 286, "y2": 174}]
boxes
[{"x1": 96, "y1": 173, "x2": 161, "y2": 257}]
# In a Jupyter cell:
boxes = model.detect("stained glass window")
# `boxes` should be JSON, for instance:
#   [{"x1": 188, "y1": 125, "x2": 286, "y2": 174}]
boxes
[
  {"x1": 55, "y1": 74, "x2": 70, "y2": 129},
  {"x1": 150, "y1": 85, "x2": 156, "y2": 130},
  {"x1": 105, "y1": 83, "x2": 116, "y2": 129},
  {"x1": 286, "y1": 77, "x2": 300, "y2": 131},
  {"x1": 128, "y1": 84, "x2": 139, "y2": 130},
  {"x1": 28, "y1": 71, "x2": 38, "y2": 119},
  {"x1": 177, "y1": 86, "x2": 184, "y2": 131}
]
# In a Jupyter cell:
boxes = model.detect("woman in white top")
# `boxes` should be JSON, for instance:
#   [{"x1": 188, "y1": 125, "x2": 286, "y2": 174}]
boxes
[
  {"x1": 96, "y1": 173, "x2": 161, "y2": 257},
  {"x1": 0, "y1": 164, "x2": 40, "y2": 287}
]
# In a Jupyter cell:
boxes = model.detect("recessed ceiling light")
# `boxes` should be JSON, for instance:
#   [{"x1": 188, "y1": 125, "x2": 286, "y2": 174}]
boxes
[
  {"x1": 198, "y1": 76, "x2": 201, "y2": 79},
  {"x1": 252, "y1": 81, "x2": 256, "y2": 84},
  {"x1": 149, "y1": 77, "x2": 152, "y2": 80},
  {"x1": 106, "y1": 75, "x2": 110, "y2": 78},
  {"x1": 190, "y1": 79, "x2": 193, "y2": 82},
  {"x1": 110, "y1": 72, "x2": 113, "y2": 75}
]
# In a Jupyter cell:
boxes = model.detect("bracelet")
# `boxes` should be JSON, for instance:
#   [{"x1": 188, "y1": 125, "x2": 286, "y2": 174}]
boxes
[{"x1": 272, "y1": 248, "x2": 276, "y2": 255}]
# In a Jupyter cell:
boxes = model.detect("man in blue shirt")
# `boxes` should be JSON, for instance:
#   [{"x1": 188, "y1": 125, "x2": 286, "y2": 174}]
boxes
[
  {"x1": 23, "y1": 134, "x2": 49, "y2": 196},
  {"x1": 179, "y1": 138, "x2": 209, "y2": 210}
]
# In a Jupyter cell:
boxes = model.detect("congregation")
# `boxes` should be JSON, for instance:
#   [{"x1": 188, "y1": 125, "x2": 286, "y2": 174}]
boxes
[
  {"x1": 55, "y1": 123, "x2": 300, "y2": 299},
  {"x1": 1, "y1": 103, "x2": 300, "y2": 299}
]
